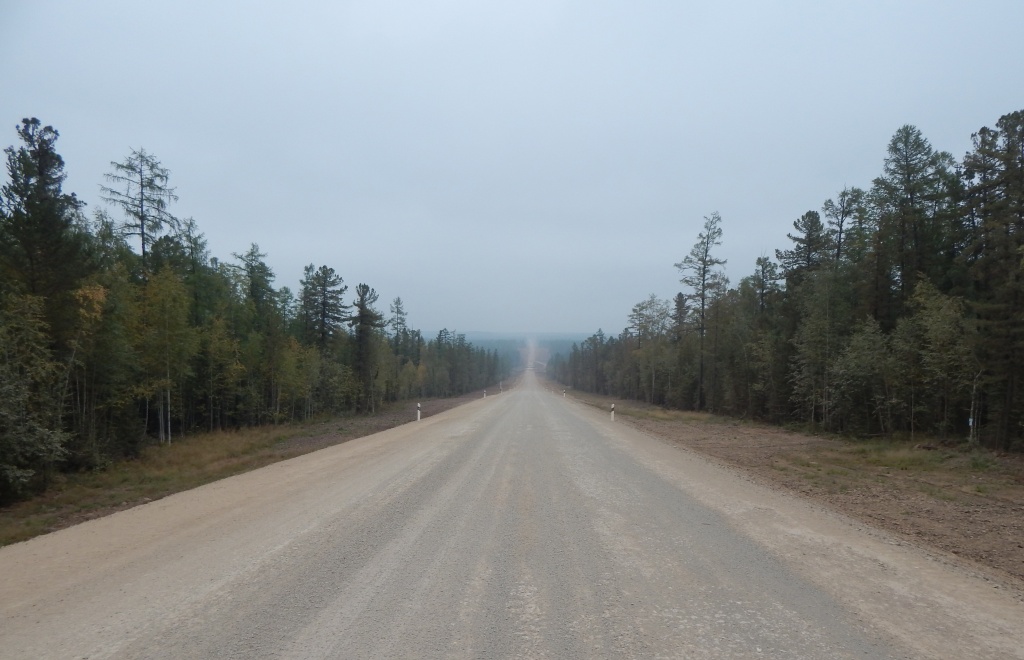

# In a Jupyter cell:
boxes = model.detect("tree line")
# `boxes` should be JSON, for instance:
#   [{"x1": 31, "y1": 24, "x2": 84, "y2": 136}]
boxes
[
  {"x1": 0, "y1": 118, "x2": 513, "y2": 501},
  {"x1": 548, "y1": 109, "x2": 1024, "y2": 451}
]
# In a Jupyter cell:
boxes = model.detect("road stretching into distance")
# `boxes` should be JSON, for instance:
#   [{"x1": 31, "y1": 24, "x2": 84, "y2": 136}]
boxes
[{"x1": 2, "y1": 370, "x2": 1023, "y2": 659}]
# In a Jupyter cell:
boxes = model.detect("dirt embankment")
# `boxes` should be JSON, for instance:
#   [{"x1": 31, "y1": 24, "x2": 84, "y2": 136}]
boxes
[{"x1": 551, "y1": 382, "x2": 1024, "y2": 588}]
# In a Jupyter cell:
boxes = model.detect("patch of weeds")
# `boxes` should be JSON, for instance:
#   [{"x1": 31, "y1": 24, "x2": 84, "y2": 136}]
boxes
[
  {"x1": 874, "y1": 446, "x2": 947, "y2": 472},
  {"x1": 969, "y1": 453, "x2": 993, "y2": 471}
]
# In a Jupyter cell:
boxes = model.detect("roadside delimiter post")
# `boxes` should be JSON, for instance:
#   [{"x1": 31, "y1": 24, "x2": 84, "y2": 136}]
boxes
[
  {"x1": 417, "y1": 402, "x2": 421, "y2": 421},
  {"x1": 611, "y1": 403, "x2": 615, "y2": 422}
]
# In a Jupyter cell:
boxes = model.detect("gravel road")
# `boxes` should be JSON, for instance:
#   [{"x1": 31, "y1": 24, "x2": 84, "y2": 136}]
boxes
[{"x1": 2, "y1": 371, "x2": 1022, "y2": 659}]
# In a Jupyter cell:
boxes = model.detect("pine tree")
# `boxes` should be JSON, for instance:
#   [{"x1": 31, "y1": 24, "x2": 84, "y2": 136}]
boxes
[
  {"x1": 299, "y1": 264, "x2": 348, "y2": 349},
  {"x1": 822, "y1": 187, "x2": 867, "y2": 263},
  {"x1": 963, "y1": 111, "x2": 1024, "y2": 448},
  {"x1": 775, "y1": 210, "x2": 831, "y2": 282},
  {"x1": 0, "y1": 118, "x2": 91, "y2": 349},
  {"x1": 349, "y1": 283, "x2": 386, "y2": 412},
  {"x1": 870, "y1": 125, "x2": 956, "y2": 315}
]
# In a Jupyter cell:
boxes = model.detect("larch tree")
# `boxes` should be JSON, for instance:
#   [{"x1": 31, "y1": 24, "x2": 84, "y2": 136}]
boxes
[
  {"x1": 101, "y1": 148, "x2": 178, "y2": 272},
  {"x1": 676, "y1": 212, "x2": 726, "y2": 411}
]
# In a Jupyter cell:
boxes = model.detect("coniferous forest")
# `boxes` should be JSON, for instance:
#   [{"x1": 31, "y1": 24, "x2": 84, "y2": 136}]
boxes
[
  {"x1": 0, "y1": 118, "x2": 513, "y2": 501},
  {"x1": 548, "y1": 109, "x2": 1024, "y2": 452}
]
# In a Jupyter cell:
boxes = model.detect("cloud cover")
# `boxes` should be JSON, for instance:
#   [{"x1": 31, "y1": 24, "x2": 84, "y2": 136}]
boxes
[{"x1": 2, "y1": 0, "x2": 1022, "y2": 333}]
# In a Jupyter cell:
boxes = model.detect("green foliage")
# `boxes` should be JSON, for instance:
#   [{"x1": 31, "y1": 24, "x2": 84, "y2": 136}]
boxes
[
  {"x1": 550, "y1": 108, "x2": 1024, "y2": 451},
  {"x1": 298, "y1": 264, "x2": 348, "y2": 348},
  {"x1": 0, "y1": 120, "x2": 515, "y2": 503},
  {"x1": 0, "y1": 295, "x2": 68, "y2": 500},
  {"x1": 629, "y1": 294, "x2": 672, "y2": 404},
  {"x1": 675, "y1": 212, "x2": 727, "y2": 410},
  {"x1": 0, "y1": 118, "x2": 92, "y2": 351},
  {"x1": 775, "y1": 210, "x2": 831, "y2": 280}
]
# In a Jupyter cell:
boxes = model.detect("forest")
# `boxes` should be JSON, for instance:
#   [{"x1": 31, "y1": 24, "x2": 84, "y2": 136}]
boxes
[
  {"x1": 0, "y1": 118, "x2": 514, "y2": 501},
  {"x1": 548, "y1": 109, "x2": 1024, "y2": 452}
]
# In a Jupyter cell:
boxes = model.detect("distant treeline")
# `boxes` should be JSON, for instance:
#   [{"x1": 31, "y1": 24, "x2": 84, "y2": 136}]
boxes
[
  {"x1": 0, "y1": 118, "x2": 515, "y2": 501},
  {"x1": 548, "y1": 109, "x2": 1024, "y2": 451}
]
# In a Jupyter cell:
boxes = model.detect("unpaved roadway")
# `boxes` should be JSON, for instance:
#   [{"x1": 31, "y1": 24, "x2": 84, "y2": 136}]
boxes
[{"x1": 2, "y1": 372, "x2": 1022, "y2": 659}]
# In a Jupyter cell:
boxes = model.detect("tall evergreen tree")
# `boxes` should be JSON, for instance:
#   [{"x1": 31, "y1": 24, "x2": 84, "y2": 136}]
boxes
[
  {"x1": 822, "y1": 187, "x2": 866, "y2": 263},
  {"x1": 299, "y1": 264, "x2": 348, "y2": 349},
  {"x1": 0, "y1": 118, "x2": 90, "y2": 348},
  {"x1": 775, "y1": 210, "x2": 831, "y2": 281},
  {"x1": 870, "y1": 125, "x2": 956, "y2": 315},
  {"x1": 349, "y1": 283, "x2": 386, "y2": 412},
  {"x1": 675, "y1": 212, "x2": 726, "y2": 410},
  {"x1": 963, "y1": 110, "x2": 1024, "y2": 448}
]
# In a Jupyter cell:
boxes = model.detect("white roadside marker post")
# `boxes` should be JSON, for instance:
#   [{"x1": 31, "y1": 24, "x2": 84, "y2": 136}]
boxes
[
  {"x1": 611, "y1": 403, "x2": 615, "y2": 422},
  {"x1": 563, "y1": 389, "x2": 566, "y2": 398},
  {"x1": 417, "y1": 402, "x2": 421, "y2": 422},
  {"x1": 483, "y1": 389, "x2": 487, "y2": 398}
]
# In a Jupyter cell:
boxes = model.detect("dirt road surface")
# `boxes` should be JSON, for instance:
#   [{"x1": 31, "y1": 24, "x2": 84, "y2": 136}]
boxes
[{"x1": 2, "y1": 371, "x2": 1022, "y2": 658}]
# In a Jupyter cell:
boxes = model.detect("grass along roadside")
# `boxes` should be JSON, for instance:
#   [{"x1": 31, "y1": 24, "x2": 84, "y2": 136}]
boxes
[
  {"x1": 552, "y1": 380, "x2": 1024, "y2": 586},
  {"x1": 0, "y1": 393, "x2": 485, "y2": 547}
]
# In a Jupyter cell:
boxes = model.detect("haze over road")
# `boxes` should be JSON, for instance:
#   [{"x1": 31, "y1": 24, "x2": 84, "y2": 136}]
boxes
[{"x1": 2, "y1": 371, "x2": 1022, "y2": 658}]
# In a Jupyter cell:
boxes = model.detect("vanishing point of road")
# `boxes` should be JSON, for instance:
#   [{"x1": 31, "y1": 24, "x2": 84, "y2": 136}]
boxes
[{"x1": 2, "y1": 371, "x2": 1022, "y2": 659}]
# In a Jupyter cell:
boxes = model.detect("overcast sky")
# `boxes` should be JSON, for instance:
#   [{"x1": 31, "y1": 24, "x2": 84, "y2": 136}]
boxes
[{"x1": 2, "y1": 1, "x2": 1022, "y2": 335}]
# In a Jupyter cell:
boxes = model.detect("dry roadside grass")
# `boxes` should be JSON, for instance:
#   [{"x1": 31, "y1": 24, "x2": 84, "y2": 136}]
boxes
[
  {"x1": 552, "y1": 382, "x2": 1024, "y2": 587},
  {"x1": 0, "y1": 392, "x2": 490, "y2": 547}
]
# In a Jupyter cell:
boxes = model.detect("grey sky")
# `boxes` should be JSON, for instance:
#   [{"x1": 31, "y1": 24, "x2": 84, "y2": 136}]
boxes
[{"x1": 2, "y1": 1, "x2": 1021, "y2": 334}]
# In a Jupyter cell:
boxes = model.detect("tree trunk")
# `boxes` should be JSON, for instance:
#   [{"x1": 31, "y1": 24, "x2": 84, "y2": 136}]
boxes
[{"x1": 156, "y1": 397, "x2": 165, "y2": 443}]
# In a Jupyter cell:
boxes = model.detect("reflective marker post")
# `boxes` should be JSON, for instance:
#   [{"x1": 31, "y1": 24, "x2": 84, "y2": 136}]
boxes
[
  {"x1": 563, "y1": 389, "x2": 566, "y2": 398},
  {"x1": 417, "y1": 402, "x2": 421, "y2": 421},
  {"x1": 611, "y1": 403, "x2": 615, "y2": 422}
]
